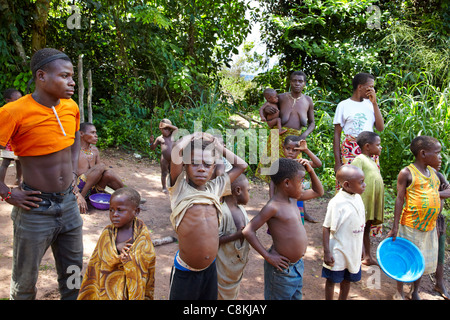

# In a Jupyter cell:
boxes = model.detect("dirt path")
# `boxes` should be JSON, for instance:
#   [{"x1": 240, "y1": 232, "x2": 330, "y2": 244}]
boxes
[{"x1": 0, "y1": 148, "x2": 447, "y2": 300}]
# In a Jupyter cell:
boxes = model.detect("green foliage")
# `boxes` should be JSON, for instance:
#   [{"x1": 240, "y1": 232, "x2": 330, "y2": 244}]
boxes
[
  {"x1": 381, "y1": 21, "x2": 450, "y2": 89},
  {"x1": 257, "y1": 0, "x2": 387, "y2": 96},
  {"x1": 93, "y1": 85, "x2": 153, "y2": 153},
  {"x1": 0, "y1": 0, "x2": 254, "y2": 111},
  {"x1": 153, "y1": 87, "x2": 233, "y2": 133},
  {"x1": 378, "y1": 71, "x2": 450, "y2": 181}
]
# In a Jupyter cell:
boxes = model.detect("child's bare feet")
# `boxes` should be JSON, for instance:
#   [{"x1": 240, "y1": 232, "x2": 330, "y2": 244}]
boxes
[{"x1": 361, "y1": 257, "x2": 379, "y2": 266}]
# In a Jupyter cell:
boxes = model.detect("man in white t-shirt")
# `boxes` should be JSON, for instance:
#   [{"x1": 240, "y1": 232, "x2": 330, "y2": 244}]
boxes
[{"x1": 333, "y1": 73, "x2": 384, "y2": 174}]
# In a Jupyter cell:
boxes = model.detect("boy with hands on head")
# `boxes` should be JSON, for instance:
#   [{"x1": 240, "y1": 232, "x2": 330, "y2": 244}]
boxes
[{"x1": 167, "y1": 131, "x2": 247, "y2": 300}]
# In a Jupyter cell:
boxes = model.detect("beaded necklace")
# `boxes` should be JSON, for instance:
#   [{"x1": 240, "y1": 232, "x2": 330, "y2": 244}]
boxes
[{"x1": 81, "y1": 145, "x2": 93, "y2": 156}]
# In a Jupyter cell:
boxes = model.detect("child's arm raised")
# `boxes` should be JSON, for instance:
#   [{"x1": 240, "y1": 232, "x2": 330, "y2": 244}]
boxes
[
  {"x1": 148, "y1": 135, "x2": 162, "y2": 151},
  {"x1": 296, "y1": 140, "x2": 322, "y2": 168},
  {"x1": 169, "y1": 133, "x2": 197, "y2": 185},
  {"x1": 242, "y1": 204, "x2": 290, "y2": 271},
  {"x1": 212, "y1": 135, "x2": 248, "y2": 183},
  {"x1": 297, "y1": 158, "x2": 324, "y2": 200},
  {"x1": 387, "y1": 167, "x2": 411, "y2": 241},
  {"x1": 166, "y1": 124, "x2": 178, "y2": 131}
]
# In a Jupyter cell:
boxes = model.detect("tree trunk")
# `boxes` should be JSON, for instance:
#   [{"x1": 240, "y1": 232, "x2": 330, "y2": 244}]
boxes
[
  {"x1": 78, "y1": 55, "x2": 85, "y2": 123},
  {"x1": 87, "y1": 69, "x2": 93, "y2": 123},
  {"x1": 31, "y1": 0, "x2": 50, "y2": 53}
]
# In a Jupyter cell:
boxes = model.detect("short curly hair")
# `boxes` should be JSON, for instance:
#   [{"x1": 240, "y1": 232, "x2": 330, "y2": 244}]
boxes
[
  {"x1": 111, "y1": 187, "x2": 141, "y2": 208},
  {"x1": 270, "y1": 158, "x2": 304, "y2": 186},
  {"x1": 410, "y1": 135, "x2": 439, "y2": 157},
  {"x1": 356, "y1": 131, "x2": 379, "y2": 149},
  {"x1": 30, "y1": 48, "x2": 71, "y2": 79}
]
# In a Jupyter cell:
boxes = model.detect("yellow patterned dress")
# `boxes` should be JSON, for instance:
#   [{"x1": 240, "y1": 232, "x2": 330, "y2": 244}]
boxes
[{"x1": 77, "y1": 218, "x2": 156, "y2": 300}]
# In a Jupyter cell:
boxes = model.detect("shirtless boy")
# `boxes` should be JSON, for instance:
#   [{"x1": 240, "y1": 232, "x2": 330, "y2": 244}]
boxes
[
  {"x1": 76, "y1": 122, "x2": 124, "y2": 213},
  {"x1": 149, "y1": 118, "x2": 178, "y2": 193},
  {"x1": 167, "y1": 132, "x2": 247, "y2": 300},
  {"x1": 243, "y1": 157, "x2": 324, "y2": 300}
]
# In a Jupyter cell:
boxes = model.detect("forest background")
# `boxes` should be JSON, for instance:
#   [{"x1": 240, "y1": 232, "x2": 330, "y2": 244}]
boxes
[{"x1": 0, "y1": 0, "x2": 449, "y2": 228}]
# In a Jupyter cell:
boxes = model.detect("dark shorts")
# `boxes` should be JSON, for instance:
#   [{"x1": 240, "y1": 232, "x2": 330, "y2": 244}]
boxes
[
  {"x1": 321, "y1": 267, "x2": 361, "y2": 283},
  {"x1": 169, "y1": 254, "x2": 217, "y2": 300}
]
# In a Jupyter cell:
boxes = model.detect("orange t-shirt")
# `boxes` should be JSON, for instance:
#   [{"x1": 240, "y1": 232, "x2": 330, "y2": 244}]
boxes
[
  {"x1": 400, "y1": 164, "x2": 441, "y2": 232},
  {"x1": 0, "y1": 94, "x2": 80, "y2": 156}
]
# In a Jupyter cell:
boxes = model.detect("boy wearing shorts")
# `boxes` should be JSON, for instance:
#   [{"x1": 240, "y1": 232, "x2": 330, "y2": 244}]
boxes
[{"x1": 322, "y1": 165, "x2": 366, "y2": 300}]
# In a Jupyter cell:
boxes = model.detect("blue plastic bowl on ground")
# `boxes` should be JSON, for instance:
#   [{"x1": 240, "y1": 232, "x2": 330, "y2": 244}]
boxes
[
  {"x1": 376, "y1": 237, "x2": 425, "y2": 283},
  {"x1": 89, "y1": 193, "x2": 111, "y2": 210}
]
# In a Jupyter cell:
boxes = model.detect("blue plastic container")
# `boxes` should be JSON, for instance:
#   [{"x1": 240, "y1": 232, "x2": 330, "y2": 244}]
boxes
[
  {"x1": 89, "y1": 193, "x2": 111, "y2": 210},
  {"x1": 376, "y1": 237, "x2": 425, "y2": 282}
]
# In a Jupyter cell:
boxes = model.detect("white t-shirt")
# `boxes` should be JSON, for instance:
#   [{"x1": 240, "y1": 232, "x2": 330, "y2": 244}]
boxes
[
  {"x1": 323, "y1": 190, "x2": 365, "y2": 273},
  {"x1": 333, "y1": 98, "x2": 375, "y2": 137}
]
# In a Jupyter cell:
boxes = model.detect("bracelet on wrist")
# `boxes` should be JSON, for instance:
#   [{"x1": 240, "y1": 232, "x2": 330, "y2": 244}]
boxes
[{"x1": 1, "y1": 187, "x2": 12, "y2": 201}]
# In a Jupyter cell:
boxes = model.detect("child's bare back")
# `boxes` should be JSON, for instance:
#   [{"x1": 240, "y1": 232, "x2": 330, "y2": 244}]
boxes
[{"x1": 262, "y1": 102, "x2": 280, "y2": 121}]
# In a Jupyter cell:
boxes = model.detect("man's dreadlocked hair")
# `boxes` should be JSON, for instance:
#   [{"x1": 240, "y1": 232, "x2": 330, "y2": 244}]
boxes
[{"x1": 30, "y1": 48, "x2": 71, "y2": 79}]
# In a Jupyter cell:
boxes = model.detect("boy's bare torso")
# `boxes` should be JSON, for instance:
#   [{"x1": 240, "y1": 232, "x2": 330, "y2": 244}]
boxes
[
  {"x1": 267, "y1": 198, "x2": 307, "y2": 263},
  {"x1": 177, "y1": 203, "x2": 219, "y2": 269},
  {"x1": 158, "y1": 135, "x2": 173, "y2": 162}
]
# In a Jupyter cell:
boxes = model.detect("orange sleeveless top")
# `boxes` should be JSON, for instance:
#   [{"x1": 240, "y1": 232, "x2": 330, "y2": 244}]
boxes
[
  {"x1": 0, "y1": 94, "x2": 80, "y2": 156},
  {"x1": 400, "y1": 164, "x2": 440, "y2": 231}
]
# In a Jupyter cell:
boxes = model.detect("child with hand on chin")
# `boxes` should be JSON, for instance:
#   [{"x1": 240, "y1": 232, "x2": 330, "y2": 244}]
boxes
[{"x1": 149, "y1": 118, "x2": 178, "y2": 193}]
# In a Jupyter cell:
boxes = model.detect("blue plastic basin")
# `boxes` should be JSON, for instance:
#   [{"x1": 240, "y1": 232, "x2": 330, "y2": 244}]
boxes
[{"x1": 376, "y1": 237, "x2": 425, "y2": 283}]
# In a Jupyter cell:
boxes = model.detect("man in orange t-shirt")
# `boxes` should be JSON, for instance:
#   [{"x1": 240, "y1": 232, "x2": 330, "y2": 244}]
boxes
[{"x1": 0, "y1": 48, "x2": 83, "y2": 300}]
